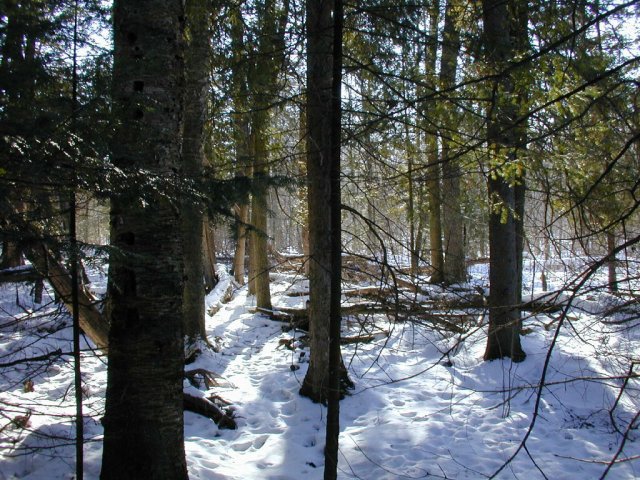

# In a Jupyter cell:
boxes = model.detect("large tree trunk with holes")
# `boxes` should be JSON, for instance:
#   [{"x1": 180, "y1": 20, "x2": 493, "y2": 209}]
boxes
[
  {"x1": 100, "y1": 1, "x2": 188, "y2": 479},
  {"x1": 482, "y1": 0, "x2": 526, "y2": 363}
]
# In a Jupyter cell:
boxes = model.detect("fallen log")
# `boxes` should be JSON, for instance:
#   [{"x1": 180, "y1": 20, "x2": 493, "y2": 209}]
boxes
[
  {"x1": 185, "y1": 369, "x2": 221, "y2": 389},
  {"x1": 22, "y1": 242, "x2": 236, "y2": 427},
  {"x1": 393, "y1": 276, "x2": 421, "y2": 293},
  {"x1": 521, "y1": 294, "x2": 565, "y2": 313},
  {"x1": 253, "y1": 306, "x2": 309, "y2": 330},
  {"x1": 285, "y1": 285, "x2": 398, "y2": 299},
  {"x1": 269, "y1": 248, "x2": 306, "y2": 273},
  {"x1": 207, "y1": 279, "x2": 237, "y2": 316},
  {"x1": 395, "y1": 265, "x2": 432, "y2": 276},
  {"x1": 257, "y1": 301, "x2": 467, "y2": 334},
  {"x1": 341, "y1": 331, "x2": 389, "y2": 345},
  {"x1": 23, "y1": 243, "x2": 110, "y2": 351},
  {"x1": 183, "y1": 392, "x2": 237, "y2": 430},
  {"x1": 256, "y1": 302, "x2": 385, "y2": 320},
  {"x1": 431, "y1": 293, "x2": 486, "y2": 309},
  {"x1": 0, "y1": 265, "x2": 42, "y2": 283},
  {"x1": 283, "y1": 290, "x2": 309, "y2": 298}
]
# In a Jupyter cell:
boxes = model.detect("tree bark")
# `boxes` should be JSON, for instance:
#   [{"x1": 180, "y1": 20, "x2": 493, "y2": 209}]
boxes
[
  {"x1": 298, "y1": 104, "x2": 311, "y2": 276},
  {"x1": 0, "y1": 240, "x2": 24, "y2": 269},
  {"x1": 182, "y1": 0, "x2": 211, "y2": 347},
  {"x1": 243, "y1": 0, "x2": 287, "y2": 308},
  {"x1": 101, "y1": 2, "x2": 188, "y2": 478},
  {"x1": 325, "y1": 0, "x2": 344, "y2": 476},
  {"x1": 482, "y1": 0, "x2": 526, "y2": 363},
  {"x1": 300, "y1": 0, "x2": 337, "y2": 404},
  {"x1": 203, "y1": 219, "x2": 218, "y2": 292},
  {"x1": 607, "y1": 230, "x2": 618, "y2": 292},
  {"x1": 233, "y1": 204, "x2": 249, "y2": 285},
  {"x1": 511, "y1": 0, "x2": 529, "y2": 308},
  {"x1": 230, "y1": 5, "x2": 251, "y2": 287},
  {"x1": 424, "y1": 1, "x2": 444, "y2": 284},
  {"x1": 440, "y1": 0, "x2": 466, "y2": 285},
  {"x1": 249, "y1": 111, "x2": 273, "y2": 310}
]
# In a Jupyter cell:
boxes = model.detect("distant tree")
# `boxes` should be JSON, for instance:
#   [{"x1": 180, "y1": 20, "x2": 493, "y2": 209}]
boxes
[
  {"x1": 248, "y1": 0, "x2": 289, "y2": 311},
  {"x1": 182, "y1": 0, "x2": 214, "y2": 351},
  {"x1": 100, "y1": 1, "x2": 188, "y2": 478},
  {"x1": 439, "y1": 0, "x2": 466, "y2": 285},
  {"x1": 422, "y1": 0, "x2": 445, "y2": 285},
  {"x1": 230, "y1": 3, "x2": 252, "y2": 286}
]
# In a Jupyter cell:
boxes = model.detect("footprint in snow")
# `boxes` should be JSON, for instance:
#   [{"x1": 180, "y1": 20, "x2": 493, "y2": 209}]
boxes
[
  {"x1": 280, "y1": 401, "x2": 296, "y2": 416},
  {"x1": 230, "y1": 434, "x2": 269, "y2": 452}
]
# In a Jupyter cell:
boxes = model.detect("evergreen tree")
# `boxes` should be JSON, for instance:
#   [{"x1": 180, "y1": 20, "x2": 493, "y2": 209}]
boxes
[
  {"x1": 300, "y1": 0, "x2": 352, "y2": 405},
  {"x1": 440, "y1": 0, "x2": 466, "y2": 285},
  {"x1": 182, "y1": 0, "x2": 214, "y2": 351},
  {"x1": 100, "y1": 1, "x2": 188, "y2": 478},
  {"x1": 482, "y1": 0, "x2": 526, "y2": 362}
]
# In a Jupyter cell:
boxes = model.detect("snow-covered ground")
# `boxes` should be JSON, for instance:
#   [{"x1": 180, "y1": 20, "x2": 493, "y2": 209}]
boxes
[{"x1": 1, "y1": 260, "x2": 639, "y2": 479}]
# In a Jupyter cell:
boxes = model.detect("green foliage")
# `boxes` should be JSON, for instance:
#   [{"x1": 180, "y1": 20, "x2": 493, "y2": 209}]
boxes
[{"x1": 0, "y1": 0, "x2": 113, "y2": 250}]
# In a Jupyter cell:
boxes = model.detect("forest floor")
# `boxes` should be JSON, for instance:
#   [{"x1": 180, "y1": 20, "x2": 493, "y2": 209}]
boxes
[{"x1": 0, "y1": 258, "x2": 639, "y2": 479}]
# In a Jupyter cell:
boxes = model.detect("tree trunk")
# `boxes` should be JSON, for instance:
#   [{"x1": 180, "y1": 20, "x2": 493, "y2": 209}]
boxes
[
  {"x1": 424, "y1": 1, "x2": 444, "y2": 284},
  {"x1": 181, "y1": 0, "x2": 211, "y2": 348},
  {"x1": 607, "y1": 230, "x2": 618, "y2": 292},
  {"x1": 407, "y1": 141, "x2": 419, "y2": 278},
  {"x1": 101, "y1": 2, "x2": 188, "y2": 478},
  {"x1": 233, "y1": 204, "x2": 249, "y2": 285},
  {"x1": 242, "y1": 0, "x2": 288, "y2": 309},
  {"x1": 482, "y1": 0, "x2": 526, "y2": 363},
  {"x1": 511, "y1": 0, "x2": 529, "y2": 308},
  {"x1": 203, "y1": 219, "x2": 218, "y2": 292},
  {"x1": 249, "y1": 111, "x2": 273, "y2": 310},
  {"x1": 298, "y1": 104, "x2": 311, "y2": 276},
  {"x1": 325, "y1": 0, "x2": 344, "y2": 476},
  {"x1": 247, "y1": 212, "x2": 257, "y2": 295},
  {"x1": 440, "y1": 0, "x2": 466, "y2": 285},
  {"x1": 0, "y1": 240, "x2": 24, "y2": 269},
  {"x1": 300, "y1": 0, "x2": 337, "y2": 404},
  {"x1": 426, "y1": 150, "x2": 444, "y2": 283},
  {"x1": 230, "y1": 6, "x2": 251, "y2": 287}
]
